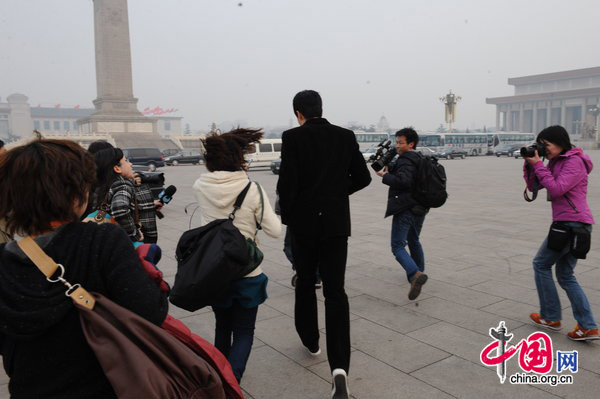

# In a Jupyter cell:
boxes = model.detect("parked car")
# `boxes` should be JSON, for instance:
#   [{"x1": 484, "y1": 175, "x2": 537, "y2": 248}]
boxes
[
  {"x1": 362, "y1": 147, "x2": 378, "y2": 162},
  {"x1": 164, "y1": 150, "x2": 204, "y2": 166},
  {"x1": 495, "y1": 144, "x2": 521, "y2": 157},
  {"x1": 436, "y1": 146, "x2": 467, "y2": 159},
  {"x1": 415, "y1": 147, "x2": 437, "y2": 156},
  {"x1": 122, "y1": 148, "x2": 165, "y2": 171},
  {"x1": 161, "y1": 148, "x2": 181, "y2": 157},
  {"x1": 270, "y1": 158, "x2": 281, "y2": 174}
]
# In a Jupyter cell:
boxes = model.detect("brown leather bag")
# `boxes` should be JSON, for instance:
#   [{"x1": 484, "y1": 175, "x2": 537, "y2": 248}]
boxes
[{"x1": 17, "y1": 236, "x2": 226, "y2": 399}]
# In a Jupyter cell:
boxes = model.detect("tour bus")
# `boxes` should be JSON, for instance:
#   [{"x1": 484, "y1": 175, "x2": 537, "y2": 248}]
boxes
[
  {"x1": 246, "y1": 138, "x2": 282, "y2": 168},
  {"x1": 420, "y1": 132, "x2": 535, "y2": 156},
  {"x1": 354, "y1": 131, "x2": 390, "y2": 151}
]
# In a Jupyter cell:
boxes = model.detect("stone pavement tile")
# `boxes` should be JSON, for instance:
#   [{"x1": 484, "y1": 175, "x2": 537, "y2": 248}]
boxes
[
  {"x1": 350, "y1": 318, "x2": 450, "y2": 373},
  {"x1": 407, "y1": 321, "x2": 496, "y2": 363},
  {"x1": 265, "y1": 280, "x2": 294, "y2": 298},
  {"x1": 469, "y1": 280, "x2": 540, "y2": 306},
  {"x1": 508, "y1": 324, "x2": 600, "y2": 375},
  {"x1": 349, "y1": 294, "x2": 440, "y2": 334},
  {"x1": 167, "y1": 303, "x2": 212, "y2": 320},
  {"x1": 533, "y1": 368, "x2": 600, "y2": 398},
  {"x1": 345, "y1": 275, "x2": 432, "y2": 306},
  {"x1": 240, "y1": 388, "x2": 255, "y2": 399},
  {"x1": 412, "y1": 356, "x2": 555, "y2": 399},
  {"x1": 308, "y1": 351, "x2": 454, "y2": 399},
  {"x1": 403, "y1": 297, "x2": 523, "y2": 334},
  {"x1": 480, "y1": 299, "x2": 545, "y2": 326},
  {"x1": 425, "y1": 267, "x2": 491, "y2": 288},
  {"x1": 254, "y1": 314, "x2": 326, "y2": 367},
  {"x1": 0, "y1": 384, "x2": 6, "y2": 399},
  {"x1": 177, "y1": 311, "x2": 217, "y2": 342},
  {"x1": 424, "y1": 279, "x2": 504, "y2": 309},
  {"x1": 240, "y1": 345, "x2": 330, "y2": 399}
]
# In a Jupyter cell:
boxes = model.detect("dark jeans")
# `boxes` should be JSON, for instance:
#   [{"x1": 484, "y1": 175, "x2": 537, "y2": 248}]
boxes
[
  {"x1": 212, "y1": 303, "x2": 259, "y2": 382},
  {"x1": 391, "y1": 210, "x2": 425, "y2": 282},
  {"x1": 291, "y1": 233, "x2": 350, "y2": 373}
]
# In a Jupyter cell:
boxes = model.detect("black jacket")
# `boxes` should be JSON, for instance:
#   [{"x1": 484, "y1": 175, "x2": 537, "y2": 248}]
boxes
[
  {"x1": 0, "y1": 222, "x2": 168, "y2": 398},
  {"x1": 382, "y1": 150, "x2": 421, "y2": 217},
  {"x1": 277, "y1": 118, "x2": 371, "y2": 237}
]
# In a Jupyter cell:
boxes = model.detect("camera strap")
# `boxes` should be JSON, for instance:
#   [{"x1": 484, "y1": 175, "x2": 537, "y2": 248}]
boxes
[{"x1": 523, "y1": 164, "x2": 539, "y2": 202}]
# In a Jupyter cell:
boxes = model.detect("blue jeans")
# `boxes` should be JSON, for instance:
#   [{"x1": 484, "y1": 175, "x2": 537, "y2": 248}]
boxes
[
  {"x1": 533, "y1": 222, "x2": 597, "y2": 330},
  {"x1": 212, "y1": 303, "x2": 259, "y2": 382},
  {"x1": 391, "y1": 210, "x2": 425, "y2": 282}
]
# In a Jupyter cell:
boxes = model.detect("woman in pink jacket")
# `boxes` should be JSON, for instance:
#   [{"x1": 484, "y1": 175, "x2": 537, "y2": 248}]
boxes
[{"x1": 523, "y1": 125, "x2": 598, "y2": 341}]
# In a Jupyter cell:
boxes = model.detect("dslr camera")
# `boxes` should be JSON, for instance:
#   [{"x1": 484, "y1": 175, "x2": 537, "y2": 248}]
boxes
[
  {"x1": 520, "y1": 143, "x2": 546, "y2": 158},
  {"x1": 369, "y1": 139, "x2": 397, "y2": 172}
]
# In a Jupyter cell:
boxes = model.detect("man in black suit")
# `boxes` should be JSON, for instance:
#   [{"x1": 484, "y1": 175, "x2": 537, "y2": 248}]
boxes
[{"x1": 277, "y1": 90, "x2": 371, "y2": 398}]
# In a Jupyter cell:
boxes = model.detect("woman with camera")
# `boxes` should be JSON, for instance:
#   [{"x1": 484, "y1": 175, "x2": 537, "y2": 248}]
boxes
[{"x1": 523, "y1": 125, "x2": 598, "y2": 341}]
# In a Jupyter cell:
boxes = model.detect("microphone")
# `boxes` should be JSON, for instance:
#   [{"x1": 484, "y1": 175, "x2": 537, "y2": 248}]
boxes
[
  {"x1": 156, "y1": 185, "x2": 176, "y2": 219},
  {"x1": 158, "y1": 185, "x2": 177, "y2": 204}
]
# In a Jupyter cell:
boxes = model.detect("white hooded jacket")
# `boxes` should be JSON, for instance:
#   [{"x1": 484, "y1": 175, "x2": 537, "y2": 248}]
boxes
[{"x1": 192, "y1": 170, "x2": 282, "y2": 277}]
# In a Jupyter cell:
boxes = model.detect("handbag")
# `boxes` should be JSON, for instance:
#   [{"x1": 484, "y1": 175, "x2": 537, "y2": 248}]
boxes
[
  {"x1": 17, "y1": 236, "x2": 227, "y2": 399},
  {"x1": 170, "y1": 182, "x2": 253, "y2": 311}
]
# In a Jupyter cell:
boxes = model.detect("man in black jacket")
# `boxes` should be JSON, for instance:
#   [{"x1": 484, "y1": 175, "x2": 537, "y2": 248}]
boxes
[
  {"x1": 277, "y1": 90, "x2": 371, "y2": 398},
  {"x1": 376, "y1": 127, "x2": 429, "y2": 300}
]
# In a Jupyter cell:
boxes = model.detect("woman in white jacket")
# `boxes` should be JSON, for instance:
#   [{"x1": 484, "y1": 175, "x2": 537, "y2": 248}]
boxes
[{"x1": 193, "y1": 128, "x2": 281, "y2": 382}]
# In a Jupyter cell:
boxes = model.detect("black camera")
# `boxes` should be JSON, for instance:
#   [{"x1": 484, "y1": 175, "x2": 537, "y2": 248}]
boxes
[
  {"x1": 520, "y1": 143, "x2": 546, "y2": 158},
  {"x1": 369, "y1": 139, "x2": 397, "y2": 172}
]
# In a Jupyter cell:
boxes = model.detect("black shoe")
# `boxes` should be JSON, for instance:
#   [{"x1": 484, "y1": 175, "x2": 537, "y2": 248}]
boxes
[
  {"x1": 331, "y1": 369, "x2": 349, "y2": 399},
  {"x1": 408, "y1": 271, "x2": 428, "y2": 300},
  {"x1": 291, "y1": 274, "x2": 298, "y2": 287}
]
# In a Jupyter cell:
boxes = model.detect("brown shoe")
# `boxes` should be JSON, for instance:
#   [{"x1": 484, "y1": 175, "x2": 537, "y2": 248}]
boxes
[{"x1": 408, "y1": 271, "x2": 428, "y2": 300}]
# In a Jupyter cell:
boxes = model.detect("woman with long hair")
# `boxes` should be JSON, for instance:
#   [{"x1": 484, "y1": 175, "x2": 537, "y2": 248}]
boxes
[
  {"x1": 193, "y1": 128, "x2": 281, "y2": 382},
  {"x1": 524, "y1": 125, "x2": 598, "y2": 340},
  {"x1": 0, "y1": 139, "x2": 168, "y2": 398}
]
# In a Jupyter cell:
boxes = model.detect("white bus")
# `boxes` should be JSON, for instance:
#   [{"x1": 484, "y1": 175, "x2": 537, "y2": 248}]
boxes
[
  {"x1": 245, "y1": 138, "x2": 282, "y2": 168},
  {"x1": 354, "y1": 131, "x2": 390, "y2": 151},
  {"x1": 419, "y1": 132, "x2": 535, "y2": 156},
  {"x1": 420, "y1": 133, "x2": 490, "y2": 156}
]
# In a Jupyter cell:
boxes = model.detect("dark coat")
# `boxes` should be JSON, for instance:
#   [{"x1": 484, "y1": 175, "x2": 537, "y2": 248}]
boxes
[
  {"x1": 382, "y1": 150, "x2": 421, "y2": 217},
  {"x1": 277, "y1": 118, "x2": 371, "y2": 238},
  {"x1": 0, "y1": 222, "x2": 169, "y2": 399}
]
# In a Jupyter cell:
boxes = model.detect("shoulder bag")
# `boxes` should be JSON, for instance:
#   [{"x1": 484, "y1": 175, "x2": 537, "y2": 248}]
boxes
[{"x1": 17, "y1": 236, "x2": 228, "y2": 399}]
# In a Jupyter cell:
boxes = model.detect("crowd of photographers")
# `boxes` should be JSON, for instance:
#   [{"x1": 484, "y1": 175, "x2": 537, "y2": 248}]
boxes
[{"x1": 0, "y1": 93, "x2": 598, "y2": 399}]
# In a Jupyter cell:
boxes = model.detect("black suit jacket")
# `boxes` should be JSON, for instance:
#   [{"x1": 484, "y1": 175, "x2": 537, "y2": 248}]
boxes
[{"x1": 277, "y1": 118, "x2": 371, "y2": 238}]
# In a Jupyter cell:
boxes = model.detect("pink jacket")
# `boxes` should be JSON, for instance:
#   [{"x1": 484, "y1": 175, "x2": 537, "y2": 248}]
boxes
[{"x1": 523, "y1": 147, "x2": 594, "y2": 224}]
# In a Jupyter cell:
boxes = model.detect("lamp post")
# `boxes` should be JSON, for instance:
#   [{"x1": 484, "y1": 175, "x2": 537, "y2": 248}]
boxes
[{"x1": 588, "y1": 105, "x2": 600, "y2": 145}]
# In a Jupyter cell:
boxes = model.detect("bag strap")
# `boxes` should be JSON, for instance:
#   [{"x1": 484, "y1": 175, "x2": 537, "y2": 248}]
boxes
[
  {"x1": 16, "y1": 236, "x2": 95, "y2": 310},
  {"x1": 230, "y1": 182, "x2": 252, "y2": 220},
  {"x1": 254, "y1": 182, "x2": 264, "y2": 240}
]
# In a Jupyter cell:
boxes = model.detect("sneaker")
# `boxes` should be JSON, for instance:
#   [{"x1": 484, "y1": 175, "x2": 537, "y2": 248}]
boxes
[
  {"x1": 408, "y1": 271, "x2": 428, "y2": 300},
  {"x1": 315, "y1": 276, "x2": 323, "y2": 289},
  {"x1": 307, "y1": 346, "x2": 321, "y2": 356},
  {"x1": 567, "y1": 324, "x2": 600, "y2": 341},
  {"x1": 331, "y1": 369, "x2": 349, "y2": 399},
  {"x1": 530, "y1": 313, "x2": 562, "y2": 331}
]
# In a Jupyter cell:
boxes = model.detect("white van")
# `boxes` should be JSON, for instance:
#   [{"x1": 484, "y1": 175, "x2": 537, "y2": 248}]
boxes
[{"x1": 246, "y1": 138, "x2": 282, "y2": 168}]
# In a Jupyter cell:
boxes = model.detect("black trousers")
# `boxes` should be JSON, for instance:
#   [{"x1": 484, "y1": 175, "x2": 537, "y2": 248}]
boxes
[{"x1": 291, "y1": 233, "x2": 350, "y2": 373}]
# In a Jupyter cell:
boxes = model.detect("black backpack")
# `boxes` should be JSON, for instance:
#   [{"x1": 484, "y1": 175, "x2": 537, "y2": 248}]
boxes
[
  {"x1": 412, "y1": 153, "x2": 448, "y2": 208},
  {"x1": 170, "y1": 182, "x2": 253, "y2": 311}
]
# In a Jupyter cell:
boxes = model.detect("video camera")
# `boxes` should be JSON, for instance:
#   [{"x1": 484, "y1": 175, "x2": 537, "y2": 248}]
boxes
[{"x1": 369, "y1": 139, "x2": 397, "y2": 172}]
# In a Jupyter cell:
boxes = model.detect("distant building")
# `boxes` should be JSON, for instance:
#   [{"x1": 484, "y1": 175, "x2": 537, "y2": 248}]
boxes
[
  {"x1": 377, "y1": 115, "x2": 390, "y2": 133},
  {"x1": 486, "y1": 67, "x2": 600, "y2": 137},
  {"x1": 0, "y1": 93, "x2": 183, "y2": 141}
]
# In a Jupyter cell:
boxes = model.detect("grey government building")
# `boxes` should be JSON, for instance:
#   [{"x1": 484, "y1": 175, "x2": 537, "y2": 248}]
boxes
[{"x1": 487, "y1": 66, "x2": 600, "y2": 138}]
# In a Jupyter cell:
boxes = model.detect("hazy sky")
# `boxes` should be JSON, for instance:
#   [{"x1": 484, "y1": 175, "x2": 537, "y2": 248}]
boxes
[{"x1": 1, "y1": 0, "x2": 600, "y2": 131}]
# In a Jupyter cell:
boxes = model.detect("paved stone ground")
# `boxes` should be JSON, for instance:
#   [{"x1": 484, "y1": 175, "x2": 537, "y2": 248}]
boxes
[{"x1": 2, "y1": 152, "x2": 600, "y2": 398}]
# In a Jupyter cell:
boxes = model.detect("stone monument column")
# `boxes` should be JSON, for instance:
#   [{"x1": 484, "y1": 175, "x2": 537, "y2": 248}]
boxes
[
  {"x1": 92, "y1": 0, "x2": 140, "y2": 116},
  {"x1": 78, "y1": 0, "x2": 170, "y2": 149}
]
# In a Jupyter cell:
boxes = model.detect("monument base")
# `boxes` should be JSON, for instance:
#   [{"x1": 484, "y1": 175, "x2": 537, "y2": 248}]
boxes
[{"x1": 78, "y1": 115, "x2": 176, "y2": 149}]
